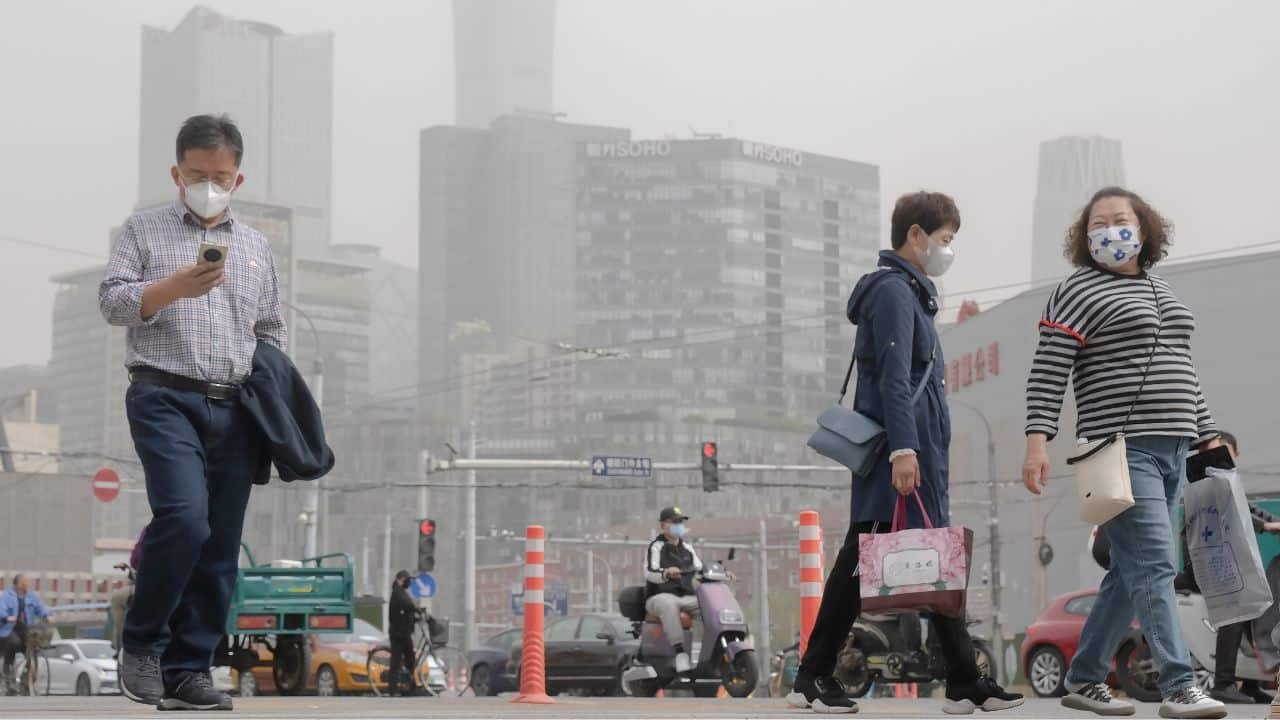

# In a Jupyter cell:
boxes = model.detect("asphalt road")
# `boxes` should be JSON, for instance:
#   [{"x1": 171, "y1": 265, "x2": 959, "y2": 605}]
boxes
[{"x1": 0, "y1": 695, "x2": 1265, "y2": 719}]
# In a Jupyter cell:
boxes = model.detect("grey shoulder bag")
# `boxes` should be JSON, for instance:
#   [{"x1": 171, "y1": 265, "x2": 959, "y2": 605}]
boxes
[{"x1": 807, "y1": 338, "x2": 937, "y2": 478}]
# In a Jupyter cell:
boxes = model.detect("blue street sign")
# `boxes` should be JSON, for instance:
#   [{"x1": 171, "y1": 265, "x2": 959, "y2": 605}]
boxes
[
  {"x1": 590, "y1": 455, "x2": 652, "y2": 478},
  {"x1": 511, "y1": 581, "x2": 569, "y2": 617},
  {"x1": 410, "y1": 572, "x2": 437, "y2": 600}
]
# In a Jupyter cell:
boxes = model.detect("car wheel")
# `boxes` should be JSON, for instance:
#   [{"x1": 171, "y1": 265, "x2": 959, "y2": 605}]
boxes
[
  {"x1": 238, "y1": 670, "x2": 258, "y2": 697},
  {"x1": 315, "y1": 665, "x2": 339, "y2": 697},
  {"x1": 470, "y1": 664, "x2": 494, "y2": 697},
  {"x1": 76, "y1": 673, "x2": 92, "y2": 696},
  {"x1": 1027, "y1": 646, "x2": 1067, "y2": 698},
  {"x1": 1115, "y1": 641, "x2": 1162, "y2": 704}
]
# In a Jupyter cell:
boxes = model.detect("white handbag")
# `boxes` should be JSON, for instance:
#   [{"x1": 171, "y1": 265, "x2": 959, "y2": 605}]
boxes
[
  {"x1": 1069, "y1": 433, "x2": 1135, "y2": 525},
  {"x1": 1066, "y1": 278, "x2": 1160, "y2": 526}
]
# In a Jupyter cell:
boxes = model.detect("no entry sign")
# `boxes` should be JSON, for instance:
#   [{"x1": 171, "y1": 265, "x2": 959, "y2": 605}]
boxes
[{"x1": 93, "y1": 468, "x2": 120, "y2": 503}]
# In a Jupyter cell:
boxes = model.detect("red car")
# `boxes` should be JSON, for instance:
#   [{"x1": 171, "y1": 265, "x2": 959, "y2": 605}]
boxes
[{"x1": 1022, "y1": 589, "x2": 1100, "y2": 698}]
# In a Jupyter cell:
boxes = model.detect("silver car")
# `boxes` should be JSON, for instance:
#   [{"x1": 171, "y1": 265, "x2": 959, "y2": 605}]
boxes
[{"x1": 18, "y1": 639, "x2": 120, "y2": 695}]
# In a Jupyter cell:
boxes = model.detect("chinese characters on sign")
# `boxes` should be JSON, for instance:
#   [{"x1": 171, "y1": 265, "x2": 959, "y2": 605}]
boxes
[{"x1": 947, "y1": 342, "x2": 999, "y2": 395}]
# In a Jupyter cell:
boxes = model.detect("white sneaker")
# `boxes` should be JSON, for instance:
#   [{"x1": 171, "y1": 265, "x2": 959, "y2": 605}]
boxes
[
  {"x1": 1158, "y1": 686, "x2": 1227, "y2": 719},
  {"x1": 674, "y1": 652, "x2": 692, "y2": 674},
  {"x1": 1061, "y1": 683, "x2": 1136, "y2": 716}
]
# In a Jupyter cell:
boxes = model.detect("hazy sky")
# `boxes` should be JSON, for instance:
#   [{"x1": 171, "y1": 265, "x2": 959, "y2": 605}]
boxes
[{"x1": 2, "y1": 0, "x2": 1277, "y2": 368}]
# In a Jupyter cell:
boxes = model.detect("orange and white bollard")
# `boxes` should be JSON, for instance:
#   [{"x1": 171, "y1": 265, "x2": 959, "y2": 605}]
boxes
[
  {"x1": 513, "y1": 525, "x2": 554, "y2": 704},
  {"x1": 799, "y1": 510, "x2": 823, "y2": 658}
]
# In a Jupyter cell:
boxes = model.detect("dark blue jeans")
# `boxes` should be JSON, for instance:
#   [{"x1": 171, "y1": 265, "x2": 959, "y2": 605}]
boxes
[{"x1": 121, "y1": 382, "x2": 261, "y2": 687}]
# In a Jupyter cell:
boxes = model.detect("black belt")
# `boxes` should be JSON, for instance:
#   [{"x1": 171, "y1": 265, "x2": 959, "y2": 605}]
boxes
[{"x1": 128, "y1": 367, "x2": 240, "y2": 401}]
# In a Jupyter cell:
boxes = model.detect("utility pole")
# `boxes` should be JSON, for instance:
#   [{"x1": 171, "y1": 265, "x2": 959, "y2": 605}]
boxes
[
  {"x1": 382, "y1": 474, "x2": 392, "y2": 630},
  {"x1": 285, "y1": 300, "x2": 323, "y2": 561},
  {"x1": 464, "y1": 420, "x2": 477, "y2": 653},
  {"x1": 587, "y1": 546, "x2": 595, "y2": 611},
  {"x1": 986, "y1": 430, "x2": 1003, "y2": 685},
  {"x1": 361, "y1": 534, "x2": 370, "y2": 596},
  {"x1": 755, "y1": 519, "x2": 772, "y2": 695}
]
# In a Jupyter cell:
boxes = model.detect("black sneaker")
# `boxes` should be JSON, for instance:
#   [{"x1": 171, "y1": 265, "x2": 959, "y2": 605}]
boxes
[
  {"x1": 1241, "y1": 680, "x2": 1272, "y2": 704},
  {"x1": 1210, "y1": 683, "x2": 1254, "y2": 704},
  {"x1": 120, "y1": 650, "x2": 164, "y2": 706},
  {"x1": 159, "y1": 672, "x2": 233, "y2": 711},
  {"x1": 785, "y1": 670, "x2": 858, "y2": 714},
  {"x1": 944, "y1": 674, "x2": 1025, "y2": 715}
]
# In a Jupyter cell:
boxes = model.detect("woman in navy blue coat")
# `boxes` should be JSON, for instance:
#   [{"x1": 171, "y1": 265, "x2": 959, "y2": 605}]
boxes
[{"x1": 787, "y1": 192, "x2": 1023, "y2": 715}]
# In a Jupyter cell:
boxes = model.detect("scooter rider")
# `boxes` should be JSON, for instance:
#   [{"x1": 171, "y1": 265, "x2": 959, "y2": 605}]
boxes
[{"x1": 645, "y1": 506, "x2": 703, "y2": 674}]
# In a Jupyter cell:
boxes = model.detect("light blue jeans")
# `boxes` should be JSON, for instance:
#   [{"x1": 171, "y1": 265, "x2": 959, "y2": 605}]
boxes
[{"x1": 1065, "y1": 435, "x2": 1195, "y2": 698}]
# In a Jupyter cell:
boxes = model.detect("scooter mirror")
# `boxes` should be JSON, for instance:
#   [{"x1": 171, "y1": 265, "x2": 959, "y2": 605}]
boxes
[{"x1": 727, "y1": 548, "x2": 736, "y2": 561}]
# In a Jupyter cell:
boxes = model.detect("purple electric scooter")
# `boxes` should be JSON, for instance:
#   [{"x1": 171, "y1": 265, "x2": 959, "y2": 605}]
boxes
[{"x1": 618, "y1": 559, "x2": 758, "y2": 698}]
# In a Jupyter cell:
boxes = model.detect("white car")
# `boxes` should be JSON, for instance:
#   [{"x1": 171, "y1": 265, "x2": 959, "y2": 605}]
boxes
[{"x1": 17, "y1": 639, "x2": 120, "y2": 695}]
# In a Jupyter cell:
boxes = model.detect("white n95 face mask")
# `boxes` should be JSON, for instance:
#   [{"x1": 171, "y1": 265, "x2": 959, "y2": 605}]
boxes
[
  {"x1": 183, "y1": 179, "x2": 233, "y2": 220},
  {"x1": 923, "y1": 233, "x2": 955, "y2": 277}
]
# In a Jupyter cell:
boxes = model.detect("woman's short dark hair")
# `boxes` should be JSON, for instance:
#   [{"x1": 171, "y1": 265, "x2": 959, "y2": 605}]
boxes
[
  {"x1": 890, "y1": 191, "x2": 961, "y2": 250},
  {"x1": 1065, "y1": 186, "x2": 1172, "y2": 270},
  {"x1": 176, "y1": 114, "x2": 244, "y2": 166}
]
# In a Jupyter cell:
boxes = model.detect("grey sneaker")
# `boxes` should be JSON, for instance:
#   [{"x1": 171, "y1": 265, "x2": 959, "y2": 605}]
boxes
[
  {"x1": 159, "y1": 672, "x2": 232, "y2": 711},
  {"x1": 1062, "y1": 682, "x2": 1136, "y2": 716},
  {"x1": 120, "y1": 651, "x2": 164, "y2": 705},
  {"x1": 1158, "y1": 686, "x2": 1227, "y2": 719}
]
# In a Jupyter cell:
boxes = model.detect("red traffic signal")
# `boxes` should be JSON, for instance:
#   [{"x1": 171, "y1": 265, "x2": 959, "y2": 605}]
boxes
[
  {"x1": 419, "y1": 519, "x2": 436, "y2": 537},
  {"x1": 702, "y1": 442, "x2": 717, "y2": 459}
]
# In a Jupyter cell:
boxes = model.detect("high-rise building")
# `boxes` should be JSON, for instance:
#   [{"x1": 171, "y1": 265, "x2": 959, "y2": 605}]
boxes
[
  {"x1": 418, "y1": 114, "x2": 628, "y2": 415},
  {"x1": 575, "y1": 137, "x2": 881, "y2": 445},
  {"x1": 1031, "y1": 135, "x2": 1125, "y2": 283},
  {"x1": 452, "y1": 0, "x2": 556, "y2": 128},
  {"x1": 139, "y1": 6, "x2": 334, "y2": 255}
]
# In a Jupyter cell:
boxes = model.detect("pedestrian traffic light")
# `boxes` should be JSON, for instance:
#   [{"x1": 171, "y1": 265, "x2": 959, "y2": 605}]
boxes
[
  {"x1": 417, "y1": 518, "x2": 436, "y2": 573},
  {"x1": 701, "y1": 442, "x2": 719, "y2": 492}
]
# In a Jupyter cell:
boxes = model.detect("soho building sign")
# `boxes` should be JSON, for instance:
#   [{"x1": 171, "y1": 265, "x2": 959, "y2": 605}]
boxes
[
  {"x1": 741, "y1": 141, "x2": 804, "y2": 167},
  {"x1": 586, "y1": 140, "x2": 672, "y2": 159}
]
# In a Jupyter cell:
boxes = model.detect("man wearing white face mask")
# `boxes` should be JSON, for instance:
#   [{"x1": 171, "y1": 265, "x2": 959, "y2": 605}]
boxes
[
  {"x1": 99, "y1": 114, "x2": 286, "y2": 711},
  {"x1": 789, "y1": 192, "x2": 1023, "y2": 715},
  {"x1": 645, "y1": 506, "x2": 703, "y2": 674}
]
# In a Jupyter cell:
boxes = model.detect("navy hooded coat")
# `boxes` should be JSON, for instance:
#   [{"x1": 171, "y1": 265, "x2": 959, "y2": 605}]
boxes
[{"x1": 844, "y1": 251, "x2": 951, "y2": 528}]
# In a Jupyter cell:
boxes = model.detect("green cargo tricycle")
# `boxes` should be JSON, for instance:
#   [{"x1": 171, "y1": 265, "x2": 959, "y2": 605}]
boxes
[{"x1": 214, "y1": 545, "x2": 355, "y2": 696}]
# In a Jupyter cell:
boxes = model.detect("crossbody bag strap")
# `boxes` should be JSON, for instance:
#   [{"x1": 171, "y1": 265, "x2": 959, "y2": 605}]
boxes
[
  {"x1": 837, "y1": 269, "x2": 939, "y2": 405},
  {"x1": 1119, "y1": 277, "x2": 1162, "y2": 433},
  {"x1": 837, "y1": 332, "x2": 938, "y2": 406}
]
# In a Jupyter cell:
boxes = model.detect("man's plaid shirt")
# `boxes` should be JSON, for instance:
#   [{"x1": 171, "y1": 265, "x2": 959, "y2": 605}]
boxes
[{"x1": 99, "y1": 201, "x2": 287, "y2": 384}]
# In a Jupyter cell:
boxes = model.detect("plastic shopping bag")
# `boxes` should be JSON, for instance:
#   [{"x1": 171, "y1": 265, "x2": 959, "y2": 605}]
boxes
[{"x1": 1184, "y1": 466, "x2": 1273, "y2": 628}]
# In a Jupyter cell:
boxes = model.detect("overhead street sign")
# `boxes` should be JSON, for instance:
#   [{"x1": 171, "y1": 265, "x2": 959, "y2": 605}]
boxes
[{"x1": 590, "y1": 455, "x2": 652, "y2": 478}]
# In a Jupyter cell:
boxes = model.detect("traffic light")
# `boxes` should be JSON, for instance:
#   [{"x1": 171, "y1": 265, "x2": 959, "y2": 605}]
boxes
[
  {"x1": 417, "y1": 518, "x2": 437, "y2": 573},
  {"x1": 700, "y1": 442, "x2": 719, "y2": 492}
]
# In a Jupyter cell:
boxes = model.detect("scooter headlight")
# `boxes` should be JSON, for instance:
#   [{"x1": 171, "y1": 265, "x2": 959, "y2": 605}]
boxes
[{"x1": 718, "y1": 608, "x2": 744, "y2": 625}]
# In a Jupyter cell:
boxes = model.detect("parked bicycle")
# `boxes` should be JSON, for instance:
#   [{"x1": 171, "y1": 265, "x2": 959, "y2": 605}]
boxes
[{"x1": 366, "y1": 609, "x2": 468, "y2": 697}]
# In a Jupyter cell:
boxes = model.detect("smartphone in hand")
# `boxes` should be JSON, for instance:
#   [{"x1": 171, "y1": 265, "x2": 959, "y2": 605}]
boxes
[{"x1": 197, "y1": 241, "x2": 228, "y2": 268}]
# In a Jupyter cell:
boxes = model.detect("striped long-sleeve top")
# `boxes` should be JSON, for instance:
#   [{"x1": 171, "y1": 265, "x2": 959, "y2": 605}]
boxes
[{"x1": 1025, "y1": 267, "x2": 1216, "y2": 444}]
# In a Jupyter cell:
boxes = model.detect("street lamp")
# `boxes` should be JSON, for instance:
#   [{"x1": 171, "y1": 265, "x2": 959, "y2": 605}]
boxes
[
  {"x1": 948, "y1": 398, "x2": 1003, "y2": 685},
  {"x1": 281, "y1": 300, "x2": 323, "y2": 560}
]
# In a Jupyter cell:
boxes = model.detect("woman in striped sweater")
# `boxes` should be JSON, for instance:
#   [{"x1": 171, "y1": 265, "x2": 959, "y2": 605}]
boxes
[{"x1": 1021, "y1": 187, "x2": 1225, "y2": 720}]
